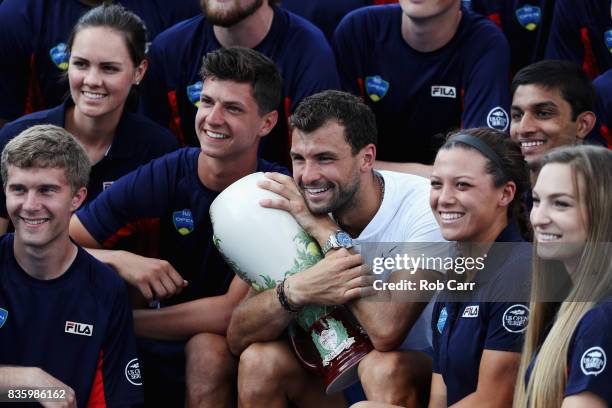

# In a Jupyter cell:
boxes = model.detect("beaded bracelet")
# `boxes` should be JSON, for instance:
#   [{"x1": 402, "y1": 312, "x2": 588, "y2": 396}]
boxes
[{"x1": 276, "y1": 277, "x2": 302, "y2": 313}]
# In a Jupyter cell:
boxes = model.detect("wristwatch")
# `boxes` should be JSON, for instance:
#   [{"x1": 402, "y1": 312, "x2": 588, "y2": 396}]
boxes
[{"x1": 321, "y1": 230, "x2": 354, "y2": 255}]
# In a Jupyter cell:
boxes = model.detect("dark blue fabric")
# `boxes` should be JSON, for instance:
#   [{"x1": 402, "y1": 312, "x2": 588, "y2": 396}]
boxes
[
  {"x1": 0, "y1": 98, "x2": 180, "y2": 218},
  {"x1": 431, "y1": 224, "x2": 532, "y2": 405},
  {"x1": 0, "y1": 234, "x2": 143, "y2": 407},
  {"x1": 0, "y1": 0, "x2": 201, "y2": 120},
  {"x1": 545, "y1": 0, "x2": 612, "y2": 77},
  {"x1": 588, "y1": 69, "x2": 612, "y2": 147},
  {"x1": 332, "y1": 5, "x2": 511, "y2": 164}
]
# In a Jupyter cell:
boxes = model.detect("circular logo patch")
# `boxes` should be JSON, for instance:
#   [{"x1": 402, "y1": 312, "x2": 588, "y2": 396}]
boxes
[
  {"x1": 502, "y1": 304, "x2": 529, "y2": 333},
  {"x1": 487, "y1": 107, "x2": 509, "y2": 131},
  {"x1": 125, "y1": 358, "x2": 142, "y2": 386},
  {"x1": 581, "y1": 347, "x2": 607, "y2": 376}
]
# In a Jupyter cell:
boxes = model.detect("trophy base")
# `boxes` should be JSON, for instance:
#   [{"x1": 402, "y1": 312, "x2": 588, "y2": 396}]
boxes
[{"x1": 323, "y1": 331, "x2": 373, "y2": 394}]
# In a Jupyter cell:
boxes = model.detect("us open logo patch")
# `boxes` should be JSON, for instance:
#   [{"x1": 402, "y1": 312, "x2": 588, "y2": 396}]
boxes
[
  {"x1": 431, "y1": 86, "x2": 456, "y2": 98},
  {"x1": 502, "y1": 304, "x2": 529, "y2": 333},
  {"x1": 0, "y1": 308, "x2": 7, "y2": 329},
  {"x1": 605, "y1": 29, "x2": 612, "y2": 54},
  {"x1": 187, "y1": 81, "x2": 203, "y2": 107},
  {"x1": 581, "y1": 347, "x2": 607, "y2": 376},
  {"x1": 437, "y1": 306, "x2": 448, "y2": 333},
  {"x1": 125, "y1": 358, "x2": 143, "y2": 386},
  {"x1": 365, "y1": 75, "x2": 389, "y2": 102},
  {"x1": 515, "y1": 5, "x2": 541, "y2": 31},
  {"x1": 49, "y1": 43, "x2": 69, "y2": 71},
  {"x1": 462, "y1": 305, "x2": 479, "y2": 318},
  {"x1": 173, "y1": 209, "x2": 194, "y2": 236},
  {"x1": 487, "y1": 107, "x2": 509, "y2": 131}
]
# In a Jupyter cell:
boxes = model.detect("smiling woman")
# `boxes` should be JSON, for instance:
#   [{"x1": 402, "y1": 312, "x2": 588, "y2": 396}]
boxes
[
  {"x1": 0, "y1": 4, "x2": 179, "y2": 234},
  {"x1": 515, "y1": 145, "x2": 612, "y2": 408}
]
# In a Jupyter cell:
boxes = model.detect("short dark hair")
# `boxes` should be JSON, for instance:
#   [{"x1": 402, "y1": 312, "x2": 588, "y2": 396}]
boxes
[
  {"x1": 200, "y1": 47, "x2": 282, "y2": 115},
  {"x1": 290, "y1": 90, "x2": 377, "y2": 154},
  {"x1": 511, "y1": 60, "x2": 595, "y2": 120},
  {"x1": 67, "y1": 4, "x2": 148, "y2": 66}
]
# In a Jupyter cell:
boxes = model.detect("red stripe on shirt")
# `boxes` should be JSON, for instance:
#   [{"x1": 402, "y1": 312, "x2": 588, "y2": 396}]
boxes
[
  {"x1": 87, "y1": 351, "x2": 107, "y2": 407},
  {"x1": 167, "y1": 90, "x2": 186, "y2": 145},
  {"x1": 600, "y1": 124, "x2": 612, "y2": 149},
  {"x1": 102, "y1": 218, "x2": 161, "y2": 258},
  {"x1": 24, "y1": 53, "x2": 45, "y2": 115},
  {"x1": 580, "y1": 27, "x2": 599, "y2": 80}
]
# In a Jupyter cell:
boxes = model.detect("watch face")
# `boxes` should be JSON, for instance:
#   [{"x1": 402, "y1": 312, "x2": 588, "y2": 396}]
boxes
[{"x1": 336, "y1": 231, "x2": 353, "y2": 246}]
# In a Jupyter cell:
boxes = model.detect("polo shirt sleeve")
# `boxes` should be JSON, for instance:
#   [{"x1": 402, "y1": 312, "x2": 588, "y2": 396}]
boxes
[
  {"x1": 139, "y1": 39, "x2": 173, "y2": 129},
  {"x1": 76, "y1": 151, "x2": 182, "y2": 246},
  {"x1": 544, "y1": 0, "x2": 584, "y2": 65},
  {"x1": 461, "y1": 22, "x2": 511, "y2": 132},
  {"x1": 91, "y1": 276, "x2": 143, "y2": 406},
  {"x1": 0, "y1": 0, "x2": 33, "y2": 120},
  {"x1": 332, "y1": 11, "x2": 367, "y2": 98},
  {"x1": 483, "y1": 302, "x2": 528, "y2": 352},
  {"x1": 285, "y1": 27, "x2": 340, "y2": 113},
  {"x1": 565, "y1": 304, "x2": 612, "y2": 404}
]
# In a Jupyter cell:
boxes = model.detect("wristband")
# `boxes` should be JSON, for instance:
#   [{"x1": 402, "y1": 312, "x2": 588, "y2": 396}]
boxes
[{"x1": 276, "y1": 277, "x2": 302, "y2": 313}]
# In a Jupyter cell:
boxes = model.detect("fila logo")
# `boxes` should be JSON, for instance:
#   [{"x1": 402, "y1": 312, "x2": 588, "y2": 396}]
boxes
[
  {"x1": 462, "y1": 305, "x2": 479, "y2": 318},
  {"x1": 431, "y1": 86, "x2": 457, "y2": 98},
  {"x1": 65, "y1": 321, "x2": 93, "y2": 336}
]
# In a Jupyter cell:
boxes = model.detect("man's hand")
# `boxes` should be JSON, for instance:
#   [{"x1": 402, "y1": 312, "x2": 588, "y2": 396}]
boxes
[
  {"x1": 0, "y1": 367, "x2": 77, "y2": 408},
  {"x1": 285, "y1": 248, "x2": 374, "y2": 307},
  {"x1": 111, "y1": 251, "x2": 188, "y2": 301},
  {"x1": 258, "y1": 172, "x2": 337, "y2": 245}
]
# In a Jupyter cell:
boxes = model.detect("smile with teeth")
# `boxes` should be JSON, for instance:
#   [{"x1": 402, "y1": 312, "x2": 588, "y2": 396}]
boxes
[
  {"x1": 206, "y1": 130, "x2": 229, "y2": 139},
  {"x1": 304, "y1": 186, "x2": 330, "y2": 195},
  {"x1": 521, "y1": 140, "x2": 546, "y2": 148},
  {"x1": 82, "y1": 91, "x2": 106, "y2": 99},
  {"x1": 20, "y1": 217, "x2": 50, "y2": 226},
  {"x1": 440, "y1": 212, "x2": 464, "y2": 221},
  {"x1": 537, "y1": 232, "x2": 562, "y2": 241}
]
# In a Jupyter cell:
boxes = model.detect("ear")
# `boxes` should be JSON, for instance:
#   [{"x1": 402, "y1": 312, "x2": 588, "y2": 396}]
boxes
[
  {"x1": 133, "y1": 59, "x2": 148, "y2": 86},
  {"x1": 575, "y1": 111, "x2": 596, "y2": 141},
  {"x1": 359, "y1": 143, "x2": 377, "y2": 172},
  {"x1": 257, "y1": 110, "x2": 279, "y2": 138},
  {"x1": 70, "y1": 187, "x2": 88, "y2": 213},
  {"x1": 498, "y1": 181, "x2": 516, "y2": 208}
]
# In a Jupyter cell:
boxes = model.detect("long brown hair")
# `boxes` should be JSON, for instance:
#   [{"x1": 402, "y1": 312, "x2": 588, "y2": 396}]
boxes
[{"x1": 514, "y1": 145, "x2": 612, "y2": 407}]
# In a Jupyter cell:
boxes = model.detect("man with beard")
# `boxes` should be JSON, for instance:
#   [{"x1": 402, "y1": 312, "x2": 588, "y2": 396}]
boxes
[
  {"x1": 227, "y1": 90, "x2": 444, "y2": 407},
  {"x1": 0, "y1": 0, "x2": 201, "y2": 127},
  {"x1": 139, "y1": 0, "x2": 340, "y2": 167}
]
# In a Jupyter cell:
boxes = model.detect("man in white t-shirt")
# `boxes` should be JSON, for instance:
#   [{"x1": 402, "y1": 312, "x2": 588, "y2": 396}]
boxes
[{"x1": 227, "y1": 90, "x2": 444, "y2": 407}]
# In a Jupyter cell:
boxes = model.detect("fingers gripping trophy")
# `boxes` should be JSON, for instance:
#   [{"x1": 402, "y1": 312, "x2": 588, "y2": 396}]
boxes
[{"x1": 210, "y1": 172, "x2": 373, "y2": 394}]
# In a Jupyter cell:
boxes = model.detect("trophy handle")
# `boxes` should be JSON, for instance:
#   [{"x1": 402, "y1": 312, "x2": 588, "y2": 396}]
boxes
[{"x1": 288, "y1": 322, "x2": 322, "y2": 375}]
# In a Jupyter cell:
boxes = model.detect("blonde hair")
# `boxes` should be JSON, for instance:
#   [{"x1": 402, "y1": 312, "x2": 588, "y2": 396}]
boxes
[{"x1": 514, "y1": 145, "x2": 612, "y2": 407}]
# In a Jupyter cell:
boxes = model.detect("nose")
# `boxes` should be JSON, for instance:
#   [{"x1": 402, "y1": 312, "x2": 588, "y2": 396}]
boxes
[
  {"x1": 205, "y1": 102, "x2": 224, "y2": 126},
  {"x1": 530, "y1": 201, "x2": 550, "y2": 229},
  {"x1": 516, "y1": 113, "x2": 537, "y2": 136},
  {"x1": 22, "y1": 192, "x2": 42, "y2": 212},
  {"x1": 300, "y1": 160, "x2": 322, "y2": 186},
  {"x1": 83, "y1": 67, "x2": 102, "y2": 87},
  {"x1": 437, "y1": 184, "x2": 456, "y2": 207}
]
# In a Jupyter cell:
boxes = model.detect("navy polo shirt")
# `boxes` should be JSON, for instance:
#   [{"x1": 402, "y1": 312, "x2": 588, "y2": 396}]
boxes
[
  {"x1": 0, "y1": 234, "x2": 143, "y2": 407},
  {"x1": 545, "y1": 0, "x2": 612, "y2": 79},
  {"x1": 333, "y1": 5, "x2": 511, "y2": 164},
  {"x1": 139, "y1": 5, "x2": 340, "y2": 165},
  {"x1": 588, "y1": 69, "x2": 612, "y2": 148},
  {"x1": 468, "y1": 0, "x2": 551, "y2": 74},
  {"x1": 76, "y1": 147, "x2": 289, "y2": 305},
  {"x1": 432, "y1": 224, "x2": 532, "y2": 405},
  {"x1": 0, "y1": 0, "x2": 201, "y2": 121},
  {"x1": 525, "y1": 301, "x2": 612, "y2": 404},
  {"x1": 0, "y1": 98, "x2": 180, "y2": 219}
]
